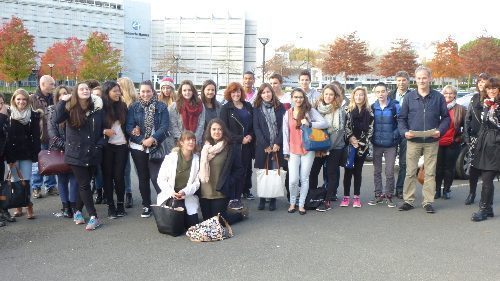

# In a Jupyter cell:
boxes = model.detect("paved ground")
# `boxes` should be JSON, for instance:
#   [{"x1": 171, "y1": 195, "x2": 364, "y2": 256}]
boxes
[{"x1": 1, "y1": 165, "x2": 499, "y2": 281}]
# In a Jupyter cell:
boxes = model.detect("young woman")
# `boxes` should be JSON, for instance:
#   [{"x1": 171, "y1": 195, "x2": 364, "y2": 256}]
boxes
[
  {"x1": 157, "y1": 131, "x2": 200, "y2": 228},
  {"x1": 168, "y1": 80, "x2": 205, "y2": 146},
  {"x1": 126, "y1": 81, "x2": 169, "y2": 218},
  {"x1": 5, "y1": 89, "x2": 41, "y2": 220},
  {"x1": 101, "y1": 81, "x2": 129, "y2": 219},
  {"x1": 283, "y1": 88, "x2": 328, "y2": 215},
  {"x1": 464, "y1": 73, "x2": 490, "y2": 205},
  {"x1": 471, "y1": 77, "x2": 499, "y2": 222},
  {"x1": 0, "y1": 93, "x2": 13, "y2": 225},
  {"x1": 117, "y1": 77, "x2": 138, "y2": 208},
  {"x1": 200, "y1": 79, "x2": 222, "y2": 129},
  {"x1": 198, "y1": 119, "x2": 245, "y2": 224},
  {"x1": 341, "y1": 86, "x2": 374, "y2": 208},
  {"x1": 220, "y1": 82, "x2": 255, "y2": 210},
  {"x1": 310, "y1": 84, "x2": 347, "y2": 212},
  {"x1": 253, "y1": 83, "x2": 286, "y2": 211},
  {"x1": 55, "y1": 82, "x2": 106, "y2": 231},
  {"x1": 47, "y1": 85, "x2": 78, "y2": 218},
  {"x1": 158, "y1": 77, "x2": 176, "y2": 107},
  {"x1": 435, "y1": 85, "x2": 466, "y2": 200}
]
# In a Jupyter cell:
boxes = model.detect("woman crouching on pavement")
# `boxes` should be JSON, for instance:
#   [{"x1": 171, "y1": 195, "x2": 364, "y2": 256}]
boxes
[{"x1": 157, "y1": 130, "x2": 200, "y2": 228}]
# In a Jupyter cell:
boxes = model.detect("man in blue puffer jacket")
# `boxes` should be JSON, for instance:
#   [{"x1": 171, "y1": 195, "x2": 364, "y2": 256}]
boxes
[{"x1": 368, "y1": 82, "x2": 400, "y2": 208}]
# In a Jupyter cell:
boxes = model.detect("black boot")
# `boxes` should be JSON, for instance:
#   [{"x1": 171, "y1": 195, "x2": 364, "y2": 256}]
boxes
[
  {"x1": 0, "y1": 209, "x2": 16, "y2": 222},
  {"x1": 95, "y1": 189, "x2": 103, "y2": 204},
  {"x1": 465, "y1": 193, "x2": 476, "y2": 205},
  {"x1": 434, "y1": 189, "x2": 441, "y2": 199},
  {"x1": 125, "y1": 192, "x2": 133, "y2": 208},
  {"x1": 258, "y1": 198, "x2": 266, "y2": 210},
  {"x1": 472, "y1": 202, "x2": 490, "y2": 222},
  {"x1": 442, "y1": 187, "x2": 451, "y2": 200},
  {"x1": 116, "y1": 203, "x2": 127, "y2": 217},
  {"x1": 108, "y1": 204, "x2": 117, "y2": 219},
  {"x1": 269, "y1": 198, "x2": 277, "y2": 211}
]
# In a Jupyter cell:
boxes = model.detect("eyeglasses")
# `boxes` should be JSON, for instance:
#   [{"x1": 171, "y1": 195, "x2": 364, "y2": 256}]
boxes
[{"x1": 292, "y1": 96, "x2": 304, "y2": 99}]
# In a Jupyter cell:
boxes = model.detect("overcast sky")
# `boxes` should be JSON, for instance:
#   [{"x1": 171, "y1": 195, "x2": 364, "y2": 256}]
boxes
[{"x1": 147, "y1": 0, "x2": 498, "y2": 60}]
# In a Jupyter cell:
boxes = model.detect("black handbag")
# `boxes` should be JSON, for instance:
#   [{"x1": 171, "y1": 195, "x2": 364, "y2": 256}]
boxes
[
  {"x1": 149, "y1": 138, "x2": 172, "y2": 162},
  {"x1": 0, "y1": 168, "x2": 30, "y2": 209},
  {"x1": 151, "y1": 198, "x2": 186, "y2": 237},
  {"x1": 304, "y1": 187, "x2": 327, "y2": 210}
]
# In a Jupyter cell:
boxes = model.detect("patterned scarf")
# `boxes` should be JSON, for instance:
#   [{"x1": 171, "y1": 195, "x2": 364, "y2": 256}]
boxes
[
  {"x1": 317, "y1": 102, "x2": 341, "y2": 133},
  {"x1": 261, "y1": 102, "x2": 277, "y2": 146},
  {"x1": 139, "y1": 94, "x2": 158, "y2": 139},
  {"x1": 180, "y1": 100, "x2": 203, "y2": 132},
  {"x1": 10, "y1": 106, "x2": 31, "y2": 125},
  {"x1": 199, "y1": 141, "x2": 226, "y2": 183},
  {"x1": 446, "y1": 99, "x2": 456, "y2": 110}
]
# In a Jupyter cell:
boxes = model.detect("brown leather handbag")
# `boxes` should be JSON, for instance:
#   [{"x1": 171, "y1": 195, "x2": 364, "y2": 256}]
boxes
[{"x1": 38, "y1": 150, "x2": 72, "y2": 176}]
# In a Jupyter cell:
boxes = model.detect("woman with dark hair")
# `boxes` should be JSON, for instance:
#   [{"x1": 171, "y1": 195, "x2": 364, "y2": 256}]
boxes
[
  {"x1": 168, "y1": 80, "x2": 205, "y2": 146},
  {"x1": 200, "y1": 79, "x2": 221, "y2": 128},
  {"x1": 253, "y1": 83, "x2": 286, "y2": 211},
  {"x1": 220, "y1": 82, "x2": 255, "y2": 210},
  {"x1": 199, "y1": 118, "x2": 245, "y2": 224},
  {"x1": 464, "y1": 73, "x2": 490, "y2": 204},
  {"x1": 341, "y1": 86, "x2": 374, "y2": 208},
  {"x1": 471, "y1": 77, "x2": 499, "y2": 222},
  {"x1": 5, "y1": 89, "x2": 42, "y2": 220},
  {"x1": 126, "y1": 81, "x2": 169, "y2": 218},
  {"x1": 0, "y1": 93, "x2": 12, "y2": 225},
  {"x1": 55, "y1": 82, "x2": 106, "y2": 231},
  {"x1": 157, "y1": 130, "x2": 200, "y2": 228},
  {"x1": 283, "y1": 88, "x2": 328, "y2": 215},
  {"x1": 435, "y1": 85, "x2": 466, "y2": 200},
  {"x1": 47, "y1": 85, "x2": 78, "y2": 219},
  {"x1": 101, "y1": 81, "x2": 129, "y2": 218}
]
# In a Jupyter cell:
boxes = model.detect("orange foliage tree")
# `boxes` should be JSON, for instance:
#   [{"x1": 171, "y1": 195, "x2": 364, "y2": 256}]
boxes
[
  {"x1": 428, "y1": 36, "x2": 463, "y2": 81},
  {"x1": 40, "y1": 37, "x2": 84, "y2": 82},
  {"x1": 460, "y1": 36, "x2": 500, "y2": 77},
  {"x1": 322, "y1": 32, "x2": 373, "y2": 82},
  {"x1": 378, "y1": 39, "x2": 418, "y2": 77}
]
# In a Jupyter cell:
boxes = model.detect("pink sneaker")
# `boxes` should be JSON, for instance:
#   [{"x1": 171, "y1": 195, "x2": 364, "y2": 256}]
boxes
[
  {"x1": 353, "y1": 196, "x2": 362, "y2": 208},
  {"x1": 340, "y1": 196, "x2": 350, "y2": 207}
]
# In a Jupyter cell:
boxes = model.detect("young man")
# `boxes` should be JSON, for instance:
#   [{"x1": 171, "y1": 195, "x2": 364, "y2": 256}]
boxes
[
  {"x1": 298, "y1": 70, "x2": 320, "y2": 105},
  {"x1": 397, "y1": 66, "x2": 450, "y2": 214},
  {"x1": 368, "y1": 82, "x2": 400, "y2": 208},
  {"x1": 390, "y1": 71, "x2": 412, "y2": 199},
  {"x1": 269, "y1": 73, "x2": 291, "y2": 108},
  {"x1": 243, "y1": 71, "x2": 257, "y2": 104}
]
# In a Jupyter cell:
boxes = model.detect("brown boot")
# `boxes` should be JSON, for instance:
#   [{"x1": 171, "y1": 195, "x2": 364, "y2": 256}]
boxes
[
  {"x1": 13, "y1": 207, "x2": 23, "y2": 217},
  {"x1": 27, "y1": 203, "x2": 35, "y2": 220}
]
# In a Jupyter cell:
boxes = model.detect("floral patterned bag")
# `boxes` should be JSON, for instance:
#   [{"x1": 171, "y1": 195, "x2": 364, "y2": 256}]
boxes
[{"x1": 186, "y1": 213, "x2": 233, "y2": 242}]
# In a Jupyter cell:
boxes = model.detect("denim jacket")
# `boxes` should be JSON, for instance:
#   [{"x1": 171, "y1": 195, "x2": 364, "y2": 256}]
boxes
[{"x1": 125, "y1": 101, "x2": 169, "y2": 145}]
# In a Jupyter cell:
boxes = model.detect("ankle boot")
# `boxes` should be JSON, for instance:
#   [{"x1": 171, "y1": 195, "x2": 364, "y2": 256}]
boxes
[
  {"x1": 116, "y1": 203, "x2": 127, "y2": 217},
  {"x1": 472, "y1": 202, "x2": 489, "y2": 222},
  {"x1": 269, "y1": 198, "x2": 277, "y2": 211},
  {"x1": 258, "y1": 198, "x2": 266, "y2": 210},
  {"x1": 0, "y1": 209, "x2": 16, "y2": 222},
  {"x1": 95, "y1": 189, "x2": 103, "y2": 204},
  {"x1": 125, "y1": 192, "x2": 133, "y2": 208},
  {"x1": 27, "y1": 203, "x2": 35, "y2": 219},
  {"x1": 465, "y1": 193, "x2": 476, "y2": 205}
]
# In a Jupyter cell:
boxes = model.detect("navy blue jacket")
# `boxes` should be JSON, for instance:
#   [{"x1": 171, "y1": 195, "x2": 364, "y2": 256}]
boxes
[
  {"x1": 398, "y1": 89, "x2": 450, "y2": 143},
  {"x1": 125, "y1": 101, "x2": 169, "y2": 145},
  {"x1": 371, "y1": 98, "x2": 400, "y2": 147},
  {"x1": 253, "y1": 104, "x2": 286, "y2": 169}
]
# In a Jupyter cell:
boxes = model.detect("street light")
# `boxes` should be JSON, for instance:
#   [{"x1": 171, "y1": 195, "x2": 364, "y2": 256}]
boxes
[
  {"x1": 258, "y1": 38, "x2": 269, "y2": 84},
  {"x1": 47, "y1": 63, "x2": 55, "y2": 77},
  {"x1": 173, "y1": 55, "x2": 181, "y2": 86},
  {"x1": 141, "y1": 72, "x2": 144, "y2": 82}
]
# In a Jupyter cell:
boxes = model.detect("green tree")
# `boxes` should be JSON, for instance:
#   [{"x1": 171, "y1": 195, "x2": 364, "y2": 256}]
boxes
[
  {"x1": 0, "y1": 16, "x2": 36, "y2": 85},
  {"x1": 79, "y1": 32, "x2": 122, "y2": 81}
]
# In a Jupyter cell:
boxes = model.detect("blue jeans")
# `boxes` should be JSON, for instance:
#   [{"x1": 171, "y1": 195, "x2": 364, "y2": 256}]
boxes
[
  {"x1": 57, "y1": 173, "x2": 78, "y2": 204},
  {"x1": 31, "y1": 143, "x2": 57, "y2": 190},
  {"x1": 94, "y1": 164, "x2": 103, "y2": 190},
  {"x1": 11, "y1": 160, "x2": 32, "y2": 182}
]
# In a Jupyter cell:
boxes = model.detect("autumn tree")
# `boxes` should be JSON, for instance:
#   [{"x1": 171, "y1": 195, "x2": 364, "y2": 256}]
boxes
[
  {"x1": 79, "y1": 32, "x2": 122, "y2": 81},
  {"x1": 322, "y1": 32, "x2": 373, "y2": 82},
  {"x1": 460, "y1": 36, "x2": 500, "y2": 77},
  {"x1": 378, "y1": 39, "x2": 418, "y2": 77},
  {"x1": 428, "y1": 36, "x2": 463, "y2": 82},
  {"x1": 264, "y1": 44, "x2": 297, "y2": 78},
  {"x1": 290, "y1": 48, "x2": 320, "y2": 67},
  {"x1": 0, "y1": 16, "x2": 36, "y2": 84},
  {"x1": 40, "y1": 37, "x2": 84, "y2": 82}
]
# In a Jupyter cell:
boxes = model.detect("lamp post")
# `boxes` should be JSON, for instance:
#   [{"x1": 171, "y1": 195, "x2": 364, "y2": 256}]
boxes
[
  {"x1": 173, "y1": 55, "x2": 181, "y2": 86},
  {"x1": 258, "y1": 38, "x2": 269, "y2": 84},
  {"x1": 141, "y1": 72, "x2": 144, "y2": 82},
  {"x1": 47, "y1": 63, "x2": 54, "y2": 77}
]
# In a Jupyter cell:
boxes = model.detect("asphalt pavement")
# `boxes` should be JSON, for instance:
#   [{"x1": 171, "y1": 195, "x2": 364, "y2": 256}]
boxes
[{"x1": 1, "y1": 165, "x2": 499, "y2": 281}]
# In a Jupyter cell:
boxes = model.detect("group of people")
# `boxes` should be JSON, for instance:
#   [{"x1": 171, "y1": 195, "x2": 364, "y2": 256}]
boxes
[{"x1": 0, "y1": 66, "x2": 498, "y2": 231}]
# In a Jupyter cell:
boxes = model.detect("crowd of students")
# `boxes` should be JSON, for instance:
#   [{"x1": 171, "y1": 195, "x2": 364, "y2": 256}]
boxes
[{"x1": 0, "y1": 67, "x2": 498, "y2": 230}]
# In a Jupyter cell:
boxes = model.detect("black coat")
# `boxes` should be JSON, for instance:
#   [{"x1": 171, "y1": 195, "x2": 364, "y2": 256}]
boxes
[
  {"x1": 471, "y1": 104, "x2": 500, "y2": 172},
  {"x1": 216, "y1": 144, "x2": 244, "y2": 198},
  {"x1": 253, "y1": 104, "x2": 285, "y2": 169},
  {"x1": 220, "y1": 101, "x2": 254, "y2": 144},
  {"x1": 5, "y1": 111, "x2": 41, "y2": 163},
  {"x1": 464, "y1": 93, "x2": 483, "y2": 142},
  {"x1": 55, "y1": 100, "x2": 107, "y2": 167}
]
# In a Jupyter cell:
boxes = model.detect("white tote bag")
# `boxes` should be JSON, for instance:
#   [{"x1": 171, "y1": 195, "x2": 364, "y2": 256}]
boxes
[{"x1": 256, "y1": 153, "x2": 287, "y2": 198}]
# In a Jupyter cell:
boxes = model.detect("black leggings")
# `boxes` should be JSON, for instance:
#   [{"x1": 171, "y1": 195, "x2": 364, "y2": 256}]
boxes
[
  {"x1": 435, "y1": 144, "x2": 460, "y2": 192},
  {"x1": 199, "y1": 198, "x2": 242, "y2": 225},
  {"x1": 70, "y1": 165, "x2": 97, "y2": 217},
  {"x1": 130, "y1": 149, "x2": 162, "y2": 207},
  {"x1": 102, "y1": 144, "x2": 128, "y2": 206},
  {"x1": 343, "y1": 153, "x2": 367, "y2": 196},
  {"x1": 309, "y1": 149, "x2": 343, "y2": 200},
  {"x1": 469, "y1": 166, "x2": 481, "y2": 195},
  {"x1": 480, "y1": 170, "x2": 497, "y2": 206}
]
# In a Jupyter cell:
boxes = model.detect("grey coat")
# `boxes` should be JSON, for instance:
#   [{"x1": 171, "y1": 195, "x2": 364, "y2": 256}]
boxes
[{"x1": 167, "y1": 102, "x2": 205, "y2": 147}]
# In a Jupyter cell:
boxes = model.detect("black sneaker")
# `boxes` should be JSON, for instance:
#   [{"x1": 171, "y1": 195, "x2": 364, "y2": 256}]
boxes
[
  {"x1": 316, "y1": 201, "x2": 332, "y2": 212},
  {"x1": 141, "y1": 207, "x2": 152, "y2": 218},
  {"x1": 423, "y1": 204, "x2": 435, "y2": 214},
  {"x1": 398, "y1": 202, "x2": 414, "y2": 211},
  {"x1": 368, "y1": 195, "x2": 385, "y2": 206},
  {"x1": 243, "y1": 193, "x2": 255, "y2": 200},
  {"x1": 108, "y1": 206, "x2": 118, "y2": 219},
  {"x1": 116, "y1": 204, "x2": 127, "y2": 217}
]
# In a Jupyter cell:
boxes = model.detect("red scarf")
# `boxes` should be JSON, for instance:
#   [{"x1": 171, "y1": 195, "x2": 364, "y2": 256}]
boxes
[{"x1": 180, "y1": 99, "x2": 203, "y2": 132}]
